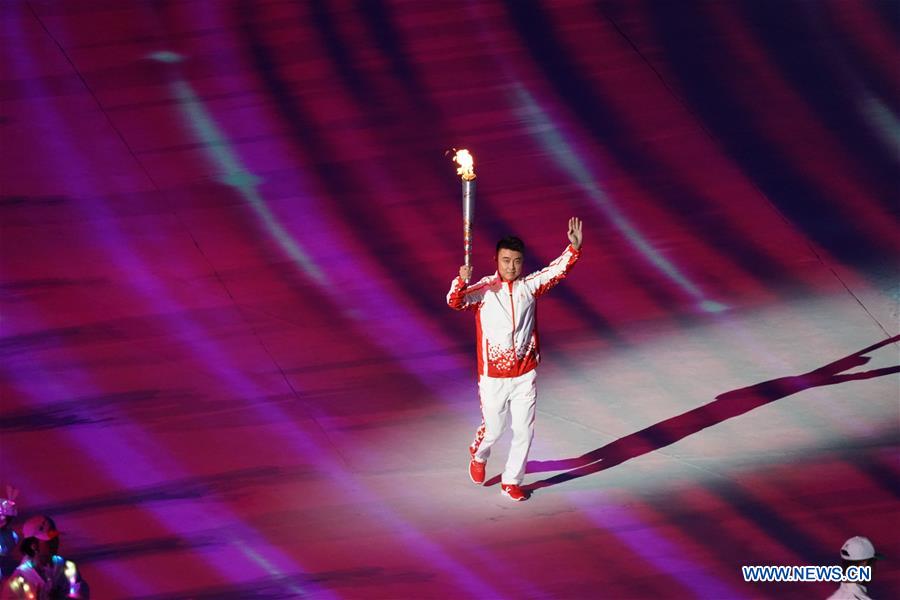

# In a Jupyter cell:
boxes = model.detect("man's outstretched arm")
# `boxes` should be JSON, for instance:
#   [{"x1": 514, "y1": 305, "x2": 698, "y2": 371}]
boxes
[
  {"x1": 523, "y1": 217, "x2": 583, "y2": 298},
  {"x1": 447, "y1": 265, "x2": 489, "y2": 310}
]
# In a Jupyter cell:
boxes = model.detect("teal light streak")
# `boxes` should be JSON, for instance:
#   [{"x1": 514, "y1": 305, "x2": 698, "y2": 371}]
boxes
[
  {"x1": 512, "y1": 83, "x2": 726, "y2": 313},
  {"x1": 152, "y1": 52, "x2": 325, "y2": 285},
  {"x1": 148, "y1": 51, "x2": 183, "y2": 63},
  {"x1": 800, "y1": 2, "x2": 900, "y2": 163},
  {"x1": 861, "y1": 94, "x2": 900, "y2": 161},
  {"x1": 148, "y1": 52, "x2": 502, "y2": 598}
]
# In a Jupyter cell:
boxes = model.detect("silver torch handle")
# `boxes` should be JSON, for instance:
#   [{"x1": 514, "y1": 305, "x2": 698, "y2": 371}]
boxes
[{"x1": 462, "y1": 179, "x2": 475, "y2": 283}]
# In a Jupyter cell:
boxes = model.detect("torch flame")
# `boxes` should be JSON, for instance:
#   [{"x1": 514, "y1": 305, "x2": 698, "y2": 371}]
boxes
[{"x1": 452, "y1": 148, "x2": 476, "y2": 181}]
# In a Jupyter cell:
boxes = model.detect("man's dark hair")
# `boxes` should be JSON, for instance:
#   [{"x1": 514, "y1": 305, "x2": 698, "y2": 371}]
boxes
[
  {"x1": 496, "y1": 236, "x2": 525, "y2": 255},
  {"x1": 20, "y1": 536, "x2": 60, "y2": 557},
  {"x1": 841, "y1": 558, "x2": 874, "y2": 577},
  {"x1": 20, "y1": 537, "x2": 38, "y2": 557}
]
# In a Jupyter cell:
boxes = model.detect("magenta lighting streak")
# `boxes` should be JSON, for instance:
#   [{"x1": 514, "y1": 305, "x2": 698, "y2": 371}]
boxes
[
  {"x1": 128, "y1": 54, "x2": 506, "y2": 599},
  {"x1": 0, "y1": 151, "x2": 328, "y2": 597},
  {"x1": 463, "y1": 2, "x2": 721, "y2": 314},
  {"x1": 67, "y1": 184, "x2": 494, "y2": 596},
  {"x1": 0, "y1": 213, "x2": 323, "y2": 590},
  {"x1": 800, "y1": 3, "x2": 900, "y2": 160},
  {"x1": 140, "y1": 91, "x2": 539, "y2": 591},
  {"x1": 4, "y1": 172, "x2": 488, "y2": 594},
  {"x1": 704, "y1": 1, "x2": 900, "y2": 246},
  {"x1": 150, "y1": 56, "x2": 325, "y2": 286},
  {"x1": 464, "y1": 1, "x2": 864, "y2": 580},
  {"x1": 576, "y1": 495, "x2": 749, "y2": 599},
  {"x1": 5, "y1": 1, "x2": 898, "y2": 597},
  {"x1": 1, "y1": 21, "x2": 327, "y2": 596},
  {"x1": 4, "y1": 364, "x2": 314, "y2": 597},
  {"x1": 1, "y1": 26, "x2": 252, "y2": 596},
  {"x1": 511, "y1": 83, "x2": 725, "y2": 315},
  {"x1": 153, "y1": 53, "x2": 471, "y2": 392},
  {"x1": 828, "y1": 1, "x2": 900, "y2": 104}
]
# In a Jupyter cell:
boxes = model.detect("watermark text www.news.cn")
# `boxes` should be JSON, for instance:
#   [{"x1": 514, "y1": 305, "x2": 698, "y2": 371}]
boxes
[{"x1": 742, "y1": 565, "x2": 871, "y2": 583}]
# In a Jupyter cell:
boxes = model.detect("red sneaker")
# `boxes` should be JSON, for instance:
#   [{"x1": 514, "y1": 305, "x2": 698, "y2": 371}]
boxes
[
  {"x1": 501, "y1": 483, "x2": 528, "y2": 502},
  {"x1": 469, "y1": 458, "x2": 486, "y2": 485}
]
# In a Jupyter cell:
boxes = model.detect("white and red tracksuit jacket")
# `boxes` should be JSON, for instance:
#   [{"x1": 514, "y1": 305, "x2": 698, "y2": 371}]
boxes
[{"x1": 447, "y1": 244, "x2": 581, "y2": 378}]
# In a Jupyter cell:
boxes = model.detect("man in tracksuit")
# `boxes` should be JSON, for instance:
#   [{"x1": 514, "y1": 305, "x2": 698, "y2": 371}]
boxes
[{"x1": 447, "y1": 217, "x2": 583, "y2": 501}]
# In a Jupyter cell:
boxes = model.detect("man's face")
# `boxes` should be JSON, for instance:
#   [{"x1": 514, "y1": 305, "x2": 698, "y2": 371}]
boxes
[{"x1": 496, "y1": 249, "x2": 524, "y2": 282}]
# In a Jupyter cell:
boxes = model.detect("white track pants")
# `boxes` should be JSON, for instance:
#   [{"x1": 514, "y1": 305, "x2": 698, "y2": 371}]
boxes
[{"x1": 473, "y1": 370, "x2": 537, "y2": 485}]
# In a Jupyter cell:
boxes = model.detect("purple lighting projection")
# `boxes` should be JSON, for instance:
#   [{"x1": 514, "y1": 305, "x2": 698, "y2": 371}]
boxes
[{"x1": 1, "y1": 1, "x2": 898, "y2": 598}]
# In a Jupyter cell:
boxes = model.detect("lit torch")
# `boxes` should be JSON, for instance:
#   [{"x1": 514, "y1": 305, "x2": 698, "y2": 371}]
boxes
[{"x1": 451, "y1": 149, "x2": 476, "y2": 283}]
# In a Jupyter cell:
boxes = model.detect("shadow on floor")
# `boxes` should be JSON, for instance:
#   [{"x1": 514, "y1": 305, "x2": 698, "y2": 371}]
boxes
[{"x1": 486, "y1": 335, "x2": 899, "y2": 490}]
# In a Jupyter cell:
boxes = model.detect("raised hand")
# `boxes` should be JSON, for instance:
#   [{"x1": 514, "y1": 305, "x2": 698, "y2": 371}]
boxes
[
  {"x1": 567, "y1": 217, "x2": 583, "y2": 250},
  {"x1": 459, "y1": 264, "x2": 473, "y2": 282}
]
